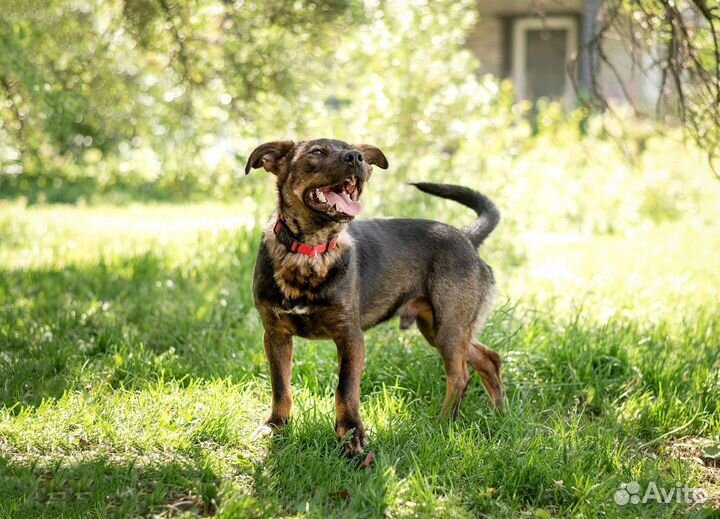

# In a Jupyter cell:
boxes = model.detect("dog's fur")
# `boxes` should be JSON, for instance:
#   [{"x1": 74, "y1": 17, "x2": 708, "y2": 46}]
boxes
[{"x1": 248, "y1": 138, "x2": 503, "y2": 455}]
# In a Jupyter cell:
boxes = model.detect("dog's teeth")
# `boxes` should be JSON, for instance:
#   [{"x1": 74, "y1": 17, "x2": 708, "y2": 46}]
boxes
[{"x1": 317, "y1": 191, "x2": 326, "y2": 203}]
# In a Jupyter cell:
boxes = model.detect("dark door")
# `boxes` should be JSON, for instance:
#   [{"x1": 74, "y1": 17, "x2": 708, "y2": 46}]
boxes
[{"x1": 525, "y1": 29, "x2": 567, "y2": 100}]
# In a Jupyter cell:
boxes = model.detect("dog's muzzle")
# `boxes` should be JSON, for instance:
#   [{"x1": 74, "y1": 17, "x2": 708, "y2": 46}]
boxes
[{"x1": 305, "y1": 174, "x2": 363, "y2": 217}]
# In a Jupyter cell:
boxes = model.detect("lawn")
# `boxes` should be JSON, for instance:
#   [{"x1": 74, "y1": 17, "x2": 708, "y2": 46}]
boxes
[{"x1": 0, "y1": 199, "x2": 718, "y2": 518}]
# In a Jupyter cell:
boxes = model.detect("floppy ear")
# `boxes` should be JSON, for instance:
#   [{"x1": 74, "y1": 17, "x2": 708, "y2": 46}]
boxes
[
  {"x1": 245, "y1": 140, "x2": 295, "y2": 175},
  {"x1": 355, "y1": 144, "x2": 389, "y2": 169}
]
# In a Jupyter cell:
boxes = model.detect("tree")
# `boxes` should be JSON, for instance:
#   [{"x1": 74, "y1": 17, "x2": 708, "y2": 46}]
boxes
[
  {"x1": 0, "y1": 0, "x2": 358, "y2": 193},
  {"x1": 576, "y1": 0, "x2": 720, "y2": 177}
]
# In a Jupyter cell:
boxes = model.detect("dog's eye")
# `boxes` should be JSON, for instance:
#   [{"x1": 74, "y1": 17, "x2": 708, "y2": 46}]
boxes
[{"x1": 310, "y1": 149, "x2": 326, "y2": 157}]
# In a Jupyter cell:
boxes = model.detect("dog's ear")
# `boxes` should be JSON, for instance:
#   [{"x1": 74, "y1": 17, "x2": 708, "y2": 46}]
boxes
[
  {"x1": 354, "y1": 144, "x2": 389, "y2": 169},
  {"x1": 245, "y1": 140, "x2": 295, "y2": 175}
]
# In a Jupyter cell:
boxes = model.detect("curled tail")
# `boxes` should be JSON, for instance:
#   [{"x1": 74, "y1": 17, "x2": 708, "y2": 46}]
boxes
[{"x1": 410, "y1": 182, "x2": 500, "y2": 247}]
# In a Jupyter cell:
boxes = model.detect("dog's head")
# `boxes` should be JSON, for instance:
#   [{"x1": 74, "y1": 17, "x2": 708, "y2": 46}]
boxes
[{"x1": 245, "y1": 138, "x2": 388, "y2": 223}]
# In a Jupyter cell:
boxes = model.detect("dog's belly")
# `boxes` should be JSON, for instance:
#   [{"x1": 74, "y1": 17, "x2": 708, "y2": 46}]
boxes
[
  {"x1": 274, "y1": 302, "x2": 360, "y2": 340},
  {"x1": 274, "y1": 296, "x2": 414, "y2": 337},
  {"x1": 356, "y1": 257, "x2": 430, "y2": 330},
  {"x1": 349, "y1": 218, "x2": 479, "y2": 330},
  {"x1": 359, "y1": 288, "x2": 425, "y2": 330},
  {"x1": 277, "y1": 309, "x2": 334, "y2": 339}
]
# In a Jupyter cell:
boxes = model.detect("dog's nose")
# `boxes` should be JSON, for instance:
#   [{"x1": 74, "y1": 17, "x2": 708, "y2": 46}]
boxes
[{"x1": 343, "y1": 151, "x2": 363, "y2": 167}]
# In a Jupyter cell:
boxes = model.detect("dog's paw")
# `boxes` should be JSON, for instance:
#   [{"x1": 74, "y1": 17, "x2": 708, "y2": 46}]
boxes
[
  {"x1": 266, "y1": 413, "x2": 291, "y2": 429},
  {"x1": 492, "y1": 393, "x2": 505, "y2": 413},
  {"x1": 336, "y1": 420, "x2": 366, "y2": 457},
  {"x1": 251, "y1": 415, "x2": 289, "y2": 441}
]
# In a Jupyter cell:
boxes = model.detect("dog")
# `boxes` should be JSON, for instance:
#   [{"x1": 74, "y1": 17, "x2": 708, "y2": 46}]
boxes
[{"x1": 246, "y1": 138, "x2": 502, "y2": 456}]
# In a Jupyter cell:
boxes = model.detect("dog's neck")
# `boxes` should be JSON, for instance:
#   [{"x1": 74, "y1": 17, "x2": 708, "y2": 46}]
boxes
[
  {"x1": 277, "y1": 207, "x2": 348, "y2": 246},
  {"x1": 263, "y1": 211, "x2": 354, "y2": 300}
]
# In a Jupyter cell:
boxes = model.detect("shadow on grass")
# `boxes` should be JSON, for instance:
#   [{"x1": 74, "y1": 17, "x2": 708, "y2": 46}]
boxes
[
  {"x1": 0, "y1": 244, "x2": 263, "y2": 408},
  {"x1": 250, "y1": 422, "x2": 401, "y2": 518},
  {"x1": 0, "y1": 454, "x2": 219, "y2": 519}
]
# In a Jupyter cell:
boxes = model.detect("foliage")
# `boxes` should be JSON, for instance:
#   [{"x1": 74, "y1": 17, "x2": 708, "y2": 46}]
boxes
[
  {"x1": 0, "y1": 0, "x2": 484, "y2": 197},
  {"x1": 585, "y1": 0, "x2": 720, "y2": 173},
  {"x1": 0, "y1": 0, "x2": 358, "y2": 195}
]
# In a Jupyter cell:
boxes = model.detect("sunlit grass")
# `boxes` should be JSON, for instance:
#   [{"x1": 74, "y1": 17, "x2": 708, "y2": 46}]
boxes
[
  {"x1": 511, "y1": 221, "x2": 720, "y2": 324},
  {"x1": 0, "y1": 201, "x2": 718, "y2": 518}
]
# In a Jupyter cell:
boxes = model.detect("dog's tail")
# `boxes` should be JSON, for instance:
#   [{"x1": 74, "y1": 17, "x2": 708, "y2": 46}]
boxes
[{"x1": 410, "y1": 182, "x2": 500, "y2": 247}]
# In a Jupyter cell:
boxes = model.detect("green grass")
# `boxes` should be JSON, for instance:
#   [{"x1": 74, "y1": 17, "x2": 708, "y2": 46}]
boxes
[{"x1": 0, "y1": 200, "x2": 718, "y2": 518}]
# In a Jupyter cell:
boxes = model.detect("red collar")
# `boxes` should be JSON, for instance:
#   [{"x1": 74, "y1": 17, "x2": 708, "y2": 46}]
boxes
[{"x1": 272, "y1": 214, "x2": 339, "y2": 257}]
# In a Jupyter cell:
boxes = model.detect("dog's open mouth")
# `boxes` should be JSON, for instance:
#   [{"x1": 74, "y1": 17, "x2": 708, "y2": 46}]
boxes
[{"x1": 305, "y1": 175, "x2": 362, "y2": 217}]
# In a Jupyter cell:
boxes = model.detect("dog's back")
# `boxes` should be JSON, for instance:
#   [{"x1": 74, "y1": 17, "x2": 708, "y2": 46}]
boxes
[{"x1": 348, "y1": 183, "x2": 499, "y2": 331}]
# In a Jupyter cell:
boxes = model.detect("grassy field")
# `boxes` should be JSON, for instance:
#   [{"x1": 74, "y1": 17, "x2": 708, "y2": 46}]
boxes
[{"x1": 1, "y1": 198, "x2": 719, "y2": 518}]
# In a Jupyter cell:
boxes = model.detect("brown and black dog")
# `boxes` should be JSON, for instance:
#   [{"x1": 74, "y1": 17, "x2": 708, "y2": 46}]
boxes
[{"x1": 247, "y1": 138, "x2": 502, "y2": 456}]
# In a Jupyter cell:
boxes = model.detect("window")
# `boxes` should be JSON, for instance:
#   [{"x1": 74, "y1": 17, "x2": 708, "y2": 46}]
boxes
[{"x1": 511, "y1": 16, "x2": 578, "y2": 102}]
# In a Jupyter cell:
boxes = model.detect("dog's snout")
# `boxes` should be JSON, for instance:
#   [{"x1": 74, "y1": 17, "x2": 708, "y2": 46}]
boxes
[{"x1": 343, "y1": 151, "x2": 363, "y2": 167}]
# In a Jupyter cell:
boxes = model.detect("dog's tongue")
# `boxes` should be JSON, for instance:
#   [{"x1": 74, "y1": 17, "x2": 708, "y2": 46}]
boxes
[{"x1": 325, "y1": 191, "x2": 362, "y2": 216}]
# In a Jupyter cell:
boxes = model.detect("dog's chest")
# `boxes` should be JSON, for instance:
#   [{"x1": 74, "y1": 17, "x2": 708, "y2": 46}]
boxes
[
  {"x1": 266, "y1": 245, "x2": 337, "y2": 302},
  {"x1": 273, "y1": 301, "x2": 340, "y2": 339},
  {"x1": 261, "y1": 229, "x2": 353, "y2": 302},
  {"x1": 272, "y1": 259, "x2": 329, "y2": 301},
  {"x1": 279, "y1": 305, "x2": 311, "y2": 315},
  {"x1": 256, "y1": 233, "x2": 355, "y2": 338}
]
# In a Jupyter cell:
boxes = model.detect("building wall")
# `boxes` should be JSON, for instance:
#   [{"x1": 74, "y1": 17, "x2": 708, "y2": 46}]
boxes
[
  {"x1": 466, "y1": 0, "x2": 660, "y2": 108},
  {"x1": 466, "y1": 16, "x2": 504, "y2": 76},
  {"x1": 467, "y1": 0, "x2": 583, "y2": 77}
]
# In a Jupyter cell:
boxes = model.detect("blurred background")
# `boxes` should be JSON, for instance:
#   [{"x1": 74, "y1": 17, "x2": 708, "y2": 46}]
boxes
[
  {"x1": 2, "y1": 0, "x2": 719, "y2": 298},
  {"x1": 2, "y1": 0, "x2": 720, "y2": 315},
  {"x1": 0, "y1": 0, "x2": 717, "y2": 217}
]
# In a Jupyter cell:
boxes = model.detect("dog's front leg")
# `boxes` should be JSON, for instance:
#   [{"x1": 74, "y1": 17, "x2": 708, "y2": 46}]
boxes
[
  {"x1": 264, "y1": 331, "x2": 294, "y2": 429},
  {"x1": 334, "y1": 329, "x2": 366, "y2": 456}
]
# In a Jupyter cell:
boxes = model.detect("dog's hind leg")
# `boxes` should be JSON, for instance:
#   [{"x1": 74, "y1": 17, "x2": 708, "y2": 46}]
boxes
[
  {"x1": 437, "y1": 330, "x2": 471, "y2": 420},
  {"x1": 419, "y1": 314, "x2": 471, "y2": 420},
  {"x1": 417, "y1": 307, "x2": 502, "y2": 415},
  {"x1": 467, "y1": 341, "x2": 504, "y2": 411}
]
